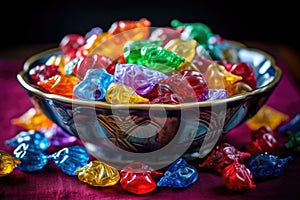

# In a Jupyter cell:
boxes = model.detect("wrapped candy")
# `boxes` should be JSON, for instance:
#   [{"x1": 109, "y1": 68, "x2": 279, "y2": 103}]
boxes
[
  {"x1": 222, "y1": 158, "x2": 256, "y2": 191},
  {"x1": 245, "y1": 126, "x2": 279, "y2": 155},
  {"x1": 120, "y1": 161, "x2": 163, "y2": 194},
  {"x1": 5, "y1": 130, "x2": 50, "y2": 151},
  {"x1": 11, "y1": 107, "x2": 54, "y2": 131},
  {"x1": 105, "y1": 82, "x2": 149, "y2": 104},
  {"x1": 73, "y1": 68, "x2": 115, "y2": 101},
  {"x1": 13, "y1": 143, "x2": 90, "y2": 175},
  {"x1": 75, "y1": 160, "x2": 120, "y2": 187},
  {"x1": 199, "y1": 143, "x2": 251, "y2": 174},
  {"x1": 247, "y1": 105, "x2": 289, "y2": 131},
  {"x1": 157, "y1": 158, "x2": 198, "y2": 188},
  {"x1": 247, "y1": 152, "x2": 293, "y2": 179},
  {"x1": 114, "y1": 63, "x2": 168, "y2": 95},
  {"x1": 0, "y1": 150, "x2": 21, "y2": 177}
]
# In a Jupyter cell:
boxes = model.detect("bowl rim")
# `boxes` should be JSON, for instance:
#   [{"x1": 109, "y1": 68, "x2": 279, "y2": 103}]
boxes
[{"x1": 17, "y1": 46, "x2": 282, "y2": 110}]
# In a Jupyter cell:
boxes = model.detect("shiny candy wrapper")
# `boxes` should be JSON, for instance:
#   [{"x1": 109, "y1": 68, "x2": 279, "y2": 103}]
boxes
[
  {"x1": 278, "y1": 114, "x2": 300, "y2": 133},
  {"x1": 0, "y1": 150, "x2": 21, "y2": 177},
  {"x1": 285, "y1": 131, "x2": 300, "y2": 153}
]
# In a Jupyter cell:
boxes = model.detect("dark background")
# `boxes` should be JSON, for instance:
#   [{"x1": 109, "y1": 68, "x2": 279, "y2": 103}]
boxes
[{"x1": 0, "y1": 0, "x2": 299, "y2": 52}]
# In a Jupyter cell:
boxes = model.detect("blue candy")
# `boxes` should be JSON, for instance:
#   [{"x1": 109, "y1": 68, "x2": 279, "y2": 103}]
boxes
[
  {"x1": 247, "y1": 152, "x2": 293, "y2": 179},
  {"x1": 157, "y1": 158, "x2": 198, "y2": 188},
  {"x1": 278, "y1": 114, "x2": 300, "y2": 133},
  {"x1": 5, "y1": 130, "x2": 50, "y2": 151},
  {"x1": 73, "y1": 68, "x2": 115, "y2": 101}
]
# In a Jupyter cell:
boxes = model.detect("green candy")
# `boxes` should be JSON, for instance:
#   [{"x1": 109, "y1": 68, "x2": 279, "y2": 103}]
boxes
[
  {"x1": 124, "y1": 40, "x2": 186, "y2": 73},
  {"x1": 285, "y1": 131, "x2": 300, "y2": 153},
  {"x1": 171, "y1": 19, "x2": 213, "y2": 45}
]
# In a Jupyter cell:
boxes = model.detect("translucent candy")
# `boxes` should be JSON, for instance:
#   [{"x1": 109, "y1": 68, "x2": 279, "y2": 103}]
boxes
[
  {"x1": 247, "y1": 152, "x2": 293, "y2": 179},
  {"x1": 164, "y1": 38, "x2": 197, "y2": 62},
  {"x1": 149, "y1": 27, "x2": 182, "y2": 46},
  {"x1": 85, "y1": 27, "x2": 103, "y2": 39},
  {"x1": 120, "y1": 161, "x2": 163, "y2": 194},
  {"x1": 206, "y1": 89, "x2": 229, "y2": 101},
  {"x1": 247, "y1": 105, "x2": 290, "y2": 131},
  {"x1": 114, "y1": 63, "x2": 168, "y2": 95},
  {"x1": 105, "y1": 82, "x2": 149, "y2": 104},
  {"x1": 157, "y1": 158, "x2": 198, "y2": 188},
  {"x1": 73, "y1": 68, "x2": 115, "y2": 101},
  {"x1": 45, "y1": 55, "x2": 67, "y2": 75},
  {"x1": 75, "y1": 160, "x2": 120, "y2": 187},
  {"x1": 49, "y1": 145, "x2": 90, "y2": 176},
  {"x1": 11, "y1": 107, "x2": 54, "y2": 131},
  {"x1": 59, "y1": 34, "x2": 86, "y2": 60},
  {"x1": 5, "y1": 130, "x2": 50, "y2": 151},
  {"x1": 0, "y1": 150, "x2": 21, "y2": 177},
  {"x1": 171, "y1": 19, "x2": 213, "y2": 45},
  {"x1": 37, "y1": 74, "x2": 80, "y2": 98},
  {"x1": 124, "y1": 40, "x2": 186, "y2": 73},
  {"x1": 222, "y1": 159, "x2": 256, "y2": 191},
  {"x1": 28, "y1": 64, "x2": 61, "y2": 85},
  {"x1": 228, "y1": 62, "x2": 257, "y2": 90}
]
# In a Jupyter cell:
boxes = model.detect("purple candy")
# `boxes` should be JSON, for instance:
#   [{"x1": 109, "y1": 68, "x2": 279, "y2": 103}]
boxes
[
  {"x1": 85, "y1": 27, "x2": 103, "y2": 39},
  {"x1": 40, "y1": 124, "x2": 77, "y2": 146},
  {"x1": 207, "y1": 89, "x2": 228, "y2": 100},
  {"x1": 114, "y1": 63, "x2": 169, "y2": 95}
]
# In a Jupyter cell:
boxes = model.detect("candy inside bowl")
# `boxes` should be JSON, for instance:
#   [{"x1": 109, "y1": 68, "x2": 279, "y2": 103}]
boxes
[{"x1": 16, "y1": 19, "x2": 282, "y2": 170}]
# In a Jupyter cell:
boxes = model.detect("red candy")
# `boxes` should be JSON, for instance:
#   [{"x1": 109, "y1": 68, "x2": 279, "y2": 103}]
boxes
[
  {"x1": 73, "y1": 54, "x2": 113, "y2": 79},
  {"x1": 199, "y1": 143, "x2": 251, "y2": 174},
  {"x1": 246, "y1": 126, "x2": 279, "y2": 155},
  {"x1": 59, "y1": 34, "x2": 86, "y2": 61},
  {"x1": 142, "y1": 82, "x2": 174, "y2": 101},
  {"x1": 120, "y1": 162, "x2": 163, "y2": 195},
  {"x1": 222, "y1": 159, "x2": 256, "y2": 191},
  {"x1": 227, "y1": 62, "x2": 257, "y2": 89},
  {"x1": 29, "y1": 64, "x2": 61, "y2": 85},
  {"x1": 161, "y1": 70, "x2": 209, "y2": 102}
]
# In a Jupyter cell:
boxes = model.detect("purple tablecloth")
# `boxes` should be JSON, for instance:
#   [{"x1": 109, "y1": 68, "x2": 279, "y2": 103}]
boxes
[{"x1": 0, "y1": 55, "x2": 300, "y2": 199}]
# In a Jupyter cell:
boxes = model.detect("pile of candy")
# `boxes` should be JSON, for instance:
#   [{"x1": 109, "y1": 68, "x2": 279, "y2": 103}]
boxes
[
  {"x1": 28, "y1": 18, "x2": 257, "y2": 104},
  {"x1": 1, "y1": 105, "x2": 300, "y2": 194}
]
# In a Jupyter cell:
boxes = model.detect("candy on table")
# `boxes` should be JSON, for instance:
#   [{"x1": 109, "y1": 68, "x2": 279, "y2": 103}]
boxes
[
  {"x1": 247, "y1": 152, "x2": 293, "y2": 179},
  {"x1": 245, "y1": 126, "x2": 279, "y2": 155},
  {"x1": 285, "y1": 131, "x2": 300, "y2": 153},
  {"x1": 156, "y1": 158, "x2": 198, "y2": 188},
  {"x1": 164, "y1": 38, "x2": 197, "y2": 62},
  {"x1": 0, "y1": 150, "x2": 21, "y2": 177},
  {"x1": 123, "y1": 39, "x2": 186, "y2": 73},
  {"x1": 39, "y1": 124, "x2": 77, "y2": 147},
  {"x1": 91, "y1": 18, "x2": 151, "y2": 59},
  {"x1": 170, "y1": 19, "x2": 213, "y2": 45},
  {"x1": 105, "y1": 82, "x2": 149, "y2": 104},
  {"x1": 5, "y1": 130, "x2": 50, "y2": 151},
  {"x1": 11, "y1": 107, "x2": 54, "y2": 131},
  {"x1": 149, "y1": 27, "x2": 183, "y2": 46},
  {"x1": 222, "y1": 158, "x2": 256, "y2": 191},
  {"x1": 205, "y1": 63, "x2": 243, "y2": 96},
  {"x1": 199, "y1": 143, "x2": 251, "y2": 174},
  {"x1": 73, "y1": 68, "x2": 115, "y2": 101},
  {"x1": 59, "y1": 34, "x2": 86, "y2": 62},
  {"x1": 246, "y1": 105, "x2": 290, "y2": 131},
  {"x1": 37, "y1": 74, "x2": 80, "y2": 98},
  {"x1": 114, "y1": 63, "x2": 168, "y2": 96},
  {"x1": 75, "y1": 160, "x2": 120, "y2": 187},
  {"x1": 278, "y1": 114, "x2": 300, "y2": 133},
  {"x1": 13, "y1": 143, "x2": 90, "y2": 175},
  {"x1": 161, "y1": 70, "x2": 209, "y2": 102},
  {"x1": 120, "y1": 161, "x2": 163, "y2": 194},
  {"x1": 28, "y1": 64, "x2": 61, "y2": 85},
  {"x1": 73, "y1": 54, "x2": 113, "y2": 80},
  {"x1": 45, "y1": 55, "x2": 68, "y2": 75}
]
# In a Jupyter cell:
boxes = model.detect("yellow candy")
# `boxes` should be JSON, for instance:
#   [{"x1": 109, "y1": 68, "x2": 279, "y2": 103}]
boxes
[
  {"x1": 11, "y1": 107, "x2": 54, "y2": 131},
  {"x1": 105, "y1": 82, "x2": 149, "y2": 104},
  {"x1": 247, "y1": 105, "x2": 290, "y2": 131},
  {"x1": 0, "y1": 150, "x2": 21, "y2": 177},
  {"x1": 164, "y1": 38, "x2": 197, "y2": 62},
  {"x1": 205, "y1": 63, "x2": 242, "y2": 96},
  {"x1": 75, "y1": 160, "x2": 120, "y2": 187}
]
